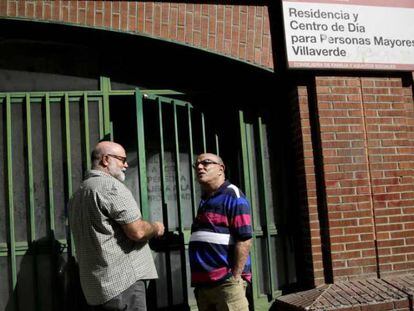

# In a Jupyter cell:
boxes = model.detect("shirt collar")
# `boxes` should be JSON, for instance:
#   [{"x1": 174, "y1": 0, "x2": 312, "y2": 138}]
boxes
[
  {"x1": 201, "y1": 180, "x2": 230, "y2": 200},
  {"x1": 85, "y1": 169, "x2": 113, "y2": 179}
]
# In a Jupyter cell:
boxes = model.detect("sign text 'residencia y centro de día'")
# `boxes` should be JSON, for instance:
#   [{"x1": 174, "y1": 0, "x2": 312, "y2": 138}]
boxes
[{"x1": 282, "y1": 0, "x2": 414, "y2": 71}]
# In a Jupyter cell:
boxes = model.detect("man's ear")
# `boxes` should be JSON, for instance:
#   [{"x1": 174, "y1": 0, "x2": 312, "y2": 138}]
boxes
[{"x1": 101, "y1": 155, "x2": 109, "y2": 167}]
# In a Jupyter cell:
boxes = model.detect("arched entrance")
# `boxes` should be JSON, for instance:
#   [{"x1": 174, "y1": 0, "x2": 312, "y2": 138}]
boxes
[{"x1": 0, "y1": 19, "x2": 297, "y2": 310}]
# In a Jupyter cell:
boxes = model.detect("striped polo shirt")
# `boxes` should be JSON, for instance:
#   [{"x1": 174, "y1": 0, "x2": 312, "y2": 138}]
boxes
[{"x1": 189, "y1": 180, "x2": 253, "y2": 286}]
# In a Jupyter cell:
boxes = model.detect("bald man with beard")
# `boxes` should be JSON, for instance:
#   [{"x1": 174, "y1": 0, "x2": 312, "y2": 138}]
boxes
[{"x1": 68, "y1": 141, "x2": 164, "y2": 311}]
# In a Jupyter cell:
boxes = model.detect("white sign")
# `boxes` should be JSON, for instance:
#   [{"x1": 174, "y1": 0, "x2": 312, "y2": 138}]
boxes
[{"x1": 282, "y1": 0, "x2": 414, "y2": 70}]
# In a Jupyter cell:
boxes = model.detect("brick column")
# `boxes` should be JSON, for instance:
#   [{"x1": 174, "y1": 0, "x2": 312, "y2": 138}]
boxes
[{"x1": 290, "y1": 85, "x2": 325, "y2": 286}]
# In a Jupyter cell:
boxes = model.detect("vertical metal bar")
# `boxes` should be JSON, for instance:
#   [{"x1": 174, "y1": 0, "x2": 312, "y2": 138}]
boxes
[
  {"x1": 201, "y1": 112, "x2": 206, "y2": 153},
  {"x1": 64, "y1": 94, "x2": 73, "y2": 197},
  {"x1": 246, "y1": 124, "x2": 258, "y2": 229},
  {"x1": 25, "y1": 95, "x2": 40, "y2": 311},
  {"x1": 173, "y1": 103, "x2": 189, "y2": 304},
  {"x1": 215, "y1": 134, "x2": 220, "y2": 156},
  {"x1": 100, "y1": 76, "x2": 111, "y2": 137},
  {"x1": 157, "y1": 99, "x2": 173, "y2": 306},
  {"x1": 173, "y1": 103, "x2": 183, "y2": 232},
  {"x1": 45, "y1": 95, "x2": 57, "y2": 311},
  {"x1": 45, "y1": 94, "x2": 55, "y2": 232},
  {"x1": 135, "y1": 89, "x2": 149, "y2": 220},
  {"x1": 158, "y1": 99, "x2": 168, "y2": 228},
  {"x1": 239, "y1": 111, "x2": 260, "y2": 305},
  {"x1": 25, "y1": 94, "x2": 35, "y2": 242},
  {"x1": 187, "y1": 104, "x2": 197, "y2": 219},
  {"x1": 247, "y1": 124, "x2": 264, "y2": 308},
  {"x1": 98, "y1": 97, "x2": 104, "y2": 139},
  {"x1": 239, "y1": 111, "x2": 250, "y2": 198},
  {"x1": 6, "y1": 94, "x2": 18, "y2": 309},
  {"x1": 83, "y1": 92, "x2": 91, "y2": 170},
  {"x1": 64, "y1": 94, "x2": 75, "y2": 257},
  {"x1": 256, "y1": 117, "x2": 275, "y2": 298},
  {"x1": 186, "y1": 104, "x2": 197, "y2": 307},
  {"x1": 245, "y1": 123, "x2": 260, "y2": 302}
]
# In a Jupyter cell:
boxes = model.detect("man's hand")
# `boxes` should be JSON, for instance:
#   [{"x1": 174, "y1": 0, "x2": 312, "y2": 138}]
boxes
[
  {"x1": 152, "y1": 221, "x2": 165, "y2": 237},
  {"x1": 231, "y1": 274, "x2": 242, "y2": 281}
]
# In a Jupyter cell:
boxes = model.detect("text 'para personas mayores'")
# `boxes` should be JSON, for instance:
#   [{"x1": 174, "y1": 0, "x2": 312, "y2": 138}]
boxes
[{"x1": 287, "y1": 7, "x2": 414, "y2": 57}]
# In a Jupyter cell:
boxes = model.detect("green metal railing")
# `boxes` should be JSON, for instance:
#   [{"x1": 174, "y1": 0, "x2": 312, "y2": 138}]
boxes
[
  {"x1": 239, "y1": 111, "x2": 282, "y2": 309},
  {"x1": 0, "y1": 77, "x2": 284, "y2": 311},
  {"x1": 0, "y1": 82, "x2": 113, "y2": 311},
  {"x1": 0, "y1": 77, "x2": 212, "y2": 310},
  {"x1": 139, "y1": 92, "x2": 203, "y2": 309}
]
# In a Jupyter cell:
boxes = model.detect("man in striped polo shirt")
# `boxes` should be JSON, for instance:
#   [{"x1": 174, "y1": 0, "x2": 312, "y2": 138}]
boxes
[
  {"x1": 189, "y1": 153, "x2": 253, "y2": 311},
  {"x1": 69, "y1": 141, "x2": 164, "y2": 311}
]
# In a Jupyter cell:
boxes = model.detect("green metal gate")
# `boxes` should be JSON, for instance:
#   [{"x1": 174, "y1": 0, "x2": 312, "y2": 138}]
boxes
[
  {"x1": 0, "y1": 76, "x2": 222, "y2": 311},
  {"x1": 0, "y1": 77, "x2": 292, "y2": 311},
  {"x1": 123, "y1": 85, "x2": 219, "y2": 310},
  {"x1": 0, "y1": 80, "x2": 110, "y2": 311},
  {"x1": 239, "y1": 111, "x2": 297, "y2": 310}
]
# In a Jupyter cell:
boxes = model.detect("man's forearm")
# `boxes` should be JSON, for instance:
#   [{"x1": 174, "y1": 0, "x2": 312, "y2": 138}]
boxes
[
  {"x1": 122, "y1": 220, "x2": 165, "y2": 241},
  {"x1": 232, "y1": 238, "x2": 252, "y2": 278}
]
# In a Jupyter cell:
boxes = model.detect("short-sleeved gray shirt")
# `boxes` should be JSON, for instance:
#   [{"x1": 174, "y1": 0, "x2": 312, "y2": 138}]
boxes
[{"x1": 68, "y1": 170, "x2": 158, "y2": 305}]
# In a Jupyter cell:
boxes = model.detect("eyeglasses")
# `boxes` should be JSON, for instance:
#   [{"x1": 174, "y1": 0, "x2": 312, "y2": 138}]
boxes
[
  {"x1": 106, "y1": 154, "x2": 127, "y2": 164},
  {"x1": 192, "y1": 159, "x2": 221, "y2": 169}
]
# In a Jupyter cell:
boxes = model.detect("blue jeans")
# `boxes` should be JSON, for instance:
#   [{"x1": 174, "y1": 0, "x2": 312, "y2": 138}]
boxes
[{"x1": 93, "y1": 280, "x2": 147, "y2": 311}]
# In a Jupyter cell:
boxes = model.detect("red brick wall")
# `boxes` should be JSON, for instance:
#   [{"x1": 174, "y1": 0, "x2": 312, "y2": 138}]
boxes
[
  {"x1": 290, "y1": 85, "x2": 325, "y2": 286},
  {"x1": 0, "y1": 0, "x2": 273, "y2": 69},
  {"x1": 315, "y1": 76, "x2": 414, "y2": 281}
]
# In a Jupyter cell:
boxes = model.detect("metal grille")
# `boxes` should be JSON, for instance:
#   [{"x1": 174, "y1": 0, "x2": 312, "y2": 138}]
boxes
[
  {"x1": 0, "y1": 83, "x2": 108, "y2": 310},
  {"x1": 0, "y1": 77, "x2": 289, "y2": 311},
  {"x1": 0, "y1": 77, "x2": 220, "y2": 310},
  {"x1": 239, "y1": 111, "x2": 297, "y2": 309},
  {"x1": 0, "y1": 88, "x2": 107, "y2": 311}
]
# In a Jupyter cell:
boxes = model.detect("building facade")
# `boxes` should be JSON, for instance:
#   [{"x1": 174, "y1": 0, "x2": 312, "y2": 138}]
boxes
[{"x1": 0, "y1": 1, "x2": 413, "y2": 310}]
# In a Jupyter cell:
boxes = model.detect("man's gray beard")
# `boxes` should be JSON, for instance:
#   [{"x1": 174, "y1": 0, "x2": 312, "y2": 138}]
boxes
[
  {"x1": 108, "y1": 164, "x2": 125, "y2": 182},
  {"x1": 117, "y1": 171, "x2": 125, "y2": 182}
]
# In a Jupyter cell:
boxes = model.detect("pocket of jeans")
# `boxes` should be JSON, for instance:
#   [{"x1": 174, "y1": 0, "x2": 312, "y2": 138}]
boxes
[{"x1": 228, "y1": 276, "x2": 243, "y2": 285}]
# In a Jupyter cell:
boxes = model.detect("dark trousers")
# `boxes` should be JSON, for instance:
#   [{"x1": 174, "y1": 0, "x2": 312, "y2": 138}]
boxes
[{"x1": 92, "y1": 280, "x2": 147, "y2": 311}]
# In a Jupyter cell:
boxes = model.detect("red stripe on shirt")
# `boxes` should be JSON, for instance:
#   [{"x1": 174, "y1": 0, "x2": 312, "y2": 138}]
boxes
[
  {"x1": 242, "y1": 272, "x2": 252, "y2": 282},
  {"x1": 198, "y1": 212, "x2": 229, "y2": 226},
  {"x1": 191, "y1": 267, "x2": 230, "y2": 283},
  {"x1": 233, "y1": 214, "x2": 251, "y2": 228}
]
